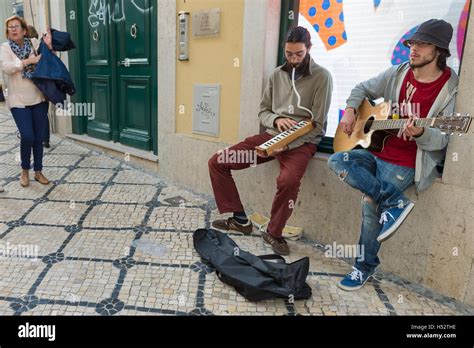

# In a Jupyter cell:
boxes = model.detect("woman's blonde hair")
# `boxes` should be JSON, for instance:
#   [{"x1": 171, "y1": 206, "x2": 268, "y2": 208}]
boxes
[{"x1": 5, "y1": 15, "x2": 28, "y2": 39}]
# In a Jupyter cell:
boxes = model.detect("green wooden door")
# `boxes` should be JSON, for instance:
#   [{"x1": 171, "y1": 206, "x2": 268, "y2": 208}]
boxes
[
  {"x1": 115, "y1": 0, "x2": 156, "y2": 151},
  {"x1": 68, "y1": 0, "x2": 157, "y2": 153}
]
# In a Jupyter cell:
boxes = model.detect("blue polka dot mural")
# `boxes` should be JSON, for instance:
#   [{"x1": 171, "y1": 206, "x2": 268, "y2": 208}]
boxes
[
  {"x1": 300, "y1": 0, "x2": 347, "y2": 51},
  {"x1": 391, "y1": 26, "x2": 419, "y2": 65}
]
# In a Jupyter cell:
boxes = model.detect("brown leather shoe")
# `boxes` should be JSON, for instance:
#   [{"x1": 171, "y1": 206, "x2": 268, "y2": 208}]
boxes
[
  {"x1": 34, "y1": 171, "x2": 50, "y2": 185},
  {"x1": 20, "y1": 170, "x2": 29, "y2": 187},
  {"x1": 211, "y1": 217, "x2": 253, "y2": 235},
  {"x1": 262, "y1": 231, "x2": 290, "y2": 256}
]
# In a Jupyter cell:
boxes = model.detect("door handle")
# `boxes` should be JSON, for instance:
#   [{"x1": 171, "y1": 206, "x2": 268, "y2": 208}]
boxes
[
  {"x1": 118, "y1": 58, "x2": 131, "y2": 67},
  {"x1": 130, "y1": 24, "x2": 138, "y2": 39},
  {"x1": 92, "y1": 30, "x2": 99, "y2": 41}
]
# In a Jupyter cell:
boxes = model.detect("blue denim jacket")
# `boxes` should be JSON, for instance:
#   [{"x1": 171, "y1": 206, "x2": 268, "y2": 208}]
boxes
[{"x1": 31, "y1": 29, "x2": 76, "y2": 105}]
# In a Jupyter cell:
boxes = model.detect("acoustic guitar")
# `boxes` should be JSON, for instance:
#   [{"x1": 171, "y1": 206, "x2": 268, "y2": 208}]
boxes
[{"x1": 333, "y1": 99, "x2": 472, "y2": 153}]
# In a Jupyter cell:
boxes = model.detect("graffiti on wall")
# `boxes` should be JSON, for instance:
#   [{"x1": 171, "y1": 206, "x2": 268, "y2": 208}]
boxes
[{"x1": 88, "y1": 0, "x2": 152, "y2": 28}]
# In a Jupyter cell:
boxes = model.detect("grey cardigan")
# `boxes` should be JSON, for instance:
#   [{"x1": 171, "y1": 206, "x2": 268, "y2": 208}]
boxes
[{"x1": 346, "y1": 62, "x2": 459, "y2": 193}]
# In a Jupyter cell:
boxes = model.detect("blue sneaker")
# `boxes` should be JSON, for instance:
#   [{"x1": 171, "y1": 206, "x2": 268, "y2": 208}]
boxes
[
  {"x1": 337, "y1": 267, "x2": 373, "y2": 291},
  {"x1": 377, "y1": 202, "x2": 415, "y2": 242}
]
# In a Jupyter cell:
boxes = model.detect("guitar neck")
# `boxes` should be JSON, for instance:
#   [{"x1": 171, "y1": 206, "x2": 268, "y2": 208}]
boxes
[{"x1": 370, "y1": 118, "x2": 435, "y2": 131}]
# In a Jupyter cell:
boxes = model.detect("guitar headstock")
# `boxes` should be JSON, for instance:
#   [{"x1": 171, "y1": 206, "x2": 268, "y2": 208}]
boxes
[{"x1": 433, "y1": 113, "x2": 472, "y2": 135}]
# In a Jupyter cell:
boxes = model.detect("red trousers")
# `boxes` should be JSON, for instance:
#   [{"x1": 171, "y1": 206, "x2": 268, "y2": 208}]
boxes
[{"x1": 208, "y1": 133, "x2": 316, "y2": 238}]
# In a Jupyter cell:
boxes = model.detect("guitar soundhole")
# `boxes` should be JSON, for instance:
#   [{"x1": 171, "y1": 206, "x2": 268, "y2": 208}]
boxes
[{"x1": 364, "y1": 117, "x2": 375, "y2": 134}]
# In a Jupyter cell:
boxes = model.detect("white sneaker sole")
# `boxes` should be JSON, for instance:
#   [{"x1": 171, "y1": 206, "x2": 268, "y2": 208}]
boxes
[
  {"x1": 337, "y1": 275, "x2": 372, "y2": 291},
  {"x1": 377, "y1": 202, "x2": 415, "y2": 243}
]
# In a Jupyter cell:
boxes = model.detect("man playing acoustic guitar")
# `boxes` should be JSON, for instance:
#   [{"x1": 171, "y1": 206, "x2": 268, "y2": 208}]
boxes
[
  {"x1": 328, "y1": 19, "x2": 459, "y2": 290},
  {"x1": 208, "y1": 27, "x2": 333, "y2": 255}
]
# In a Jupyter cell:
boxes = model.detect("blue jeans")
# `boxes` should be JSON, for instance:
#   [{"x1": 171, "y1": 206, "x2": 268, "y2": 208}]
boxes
[
  {"x1": 11, "y1": 102, "x2": 49, "y2": 171},
  {"x1": 328, "y1": 149, "x2": 415, "y2": 274}
]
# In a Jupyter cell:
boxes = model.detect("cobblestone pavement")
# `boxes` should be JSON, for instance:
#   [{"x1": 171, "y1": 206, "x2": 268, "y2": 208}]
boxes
[{"x1": 0, "y1": 106, "x2": 473, "y2": 316}]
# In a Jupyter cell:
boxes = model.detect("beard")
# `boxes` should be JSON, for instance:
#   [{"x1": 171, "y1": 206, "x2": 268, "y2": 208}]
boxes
[
  {"x1": 282, "y1": 53, "x2": 311, "y2": 77},
  {"x1": 409, "y1": 54, "x2": 437, "y2": 69},
  {"x1": 291, "y1": 53, "x2": 310, "y2": 69}
]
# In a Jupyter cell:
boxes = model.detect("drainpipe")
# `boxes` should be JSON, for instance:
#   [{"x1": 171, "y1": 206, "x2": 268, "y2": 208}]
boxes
[
  {"x1": 44, "y1": 0, "x2": 51, "y2": 27},
  {"x1": 44, "y1": 0, "x2": 57, "y2": 135}
]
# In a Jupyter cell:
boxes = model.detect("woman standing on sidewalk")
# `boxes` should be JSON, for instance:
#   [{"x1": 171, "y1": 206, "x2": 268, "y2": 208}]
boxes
[{"x1": 1, "y1": 15, "x2": 53, "y2": 187}]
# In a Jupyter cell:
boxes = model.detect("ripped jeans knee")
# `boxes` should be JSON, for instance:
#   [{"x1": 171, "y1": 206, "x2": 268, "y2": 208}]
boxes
[
  {"x1": 362, "y1": 195, "x2": 375, "y2": 204},
  {"x1": 328, "y1": 152, "x2": 351, "y2": 182},
  {"x1": 337, "y1": 170, "x2": 349, "y2": 182},
  {"x1": 361, "y1": 195, "x2": 380, "y2": 225}
]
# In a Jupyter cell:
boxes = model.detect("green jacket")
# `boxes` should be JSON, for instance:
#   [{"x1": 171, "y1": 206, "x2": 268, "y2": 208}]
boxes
[
  {"x1": 259, "y1": 58, "x2": 333, "y2": 150},
  {"x1": 346, "y1": 62, "x2": 459, "y2": 193}
]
